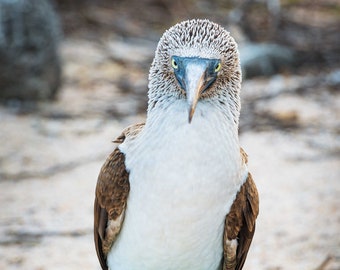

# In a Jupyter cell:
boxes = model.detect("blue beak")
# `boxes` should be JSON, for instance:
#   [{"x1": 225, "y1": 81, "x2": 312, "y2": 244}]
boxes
[{"x1": 172, "y1": 56, "x2": 220, "y2": 123}]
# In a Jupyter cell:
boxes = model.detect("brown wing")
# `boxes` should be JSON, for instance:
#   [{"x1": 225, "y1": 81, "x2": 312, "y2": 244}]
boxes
[
  {"x1": 222, "y1": 149, "x2": 259, "y2": 270},
  {"x1": 94, "y1": 123, "x2": 144, "y2": 270}
]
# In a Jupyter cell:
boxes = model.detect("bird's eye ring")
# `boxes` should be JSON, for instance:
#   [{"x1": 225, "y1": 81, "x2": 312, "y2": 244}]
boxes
[
  {"x1": 171, "y1": 58, "x2": 178, "y2": 69},
  {"x1": 215, "y1": 62, "x2": 221, "y2": 73}
]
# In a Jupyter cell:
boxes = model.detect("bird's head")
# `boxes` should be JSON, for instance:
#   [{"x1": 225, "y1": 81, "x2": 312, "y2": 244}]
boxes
[{"x1": 148, "y1": 19, "x2": 242, "y2": 124}]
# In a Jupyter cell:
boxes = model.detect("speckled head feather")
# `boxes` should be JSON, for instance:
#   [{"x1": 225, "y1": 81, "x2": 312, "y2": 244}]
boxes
[{"x1": 148, "y1": 19, "x2": 242, "y2": 125}]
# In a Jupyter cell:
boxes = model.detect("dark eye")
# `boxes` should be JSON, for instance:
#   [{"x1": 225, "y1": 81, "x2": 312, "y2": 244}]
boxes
[
  {"x1": 214, "y1": 62, "x2": 221, "y2": 72},
  {"x1": 171, "y1": 58, "x2": 178, "y2": 69}
]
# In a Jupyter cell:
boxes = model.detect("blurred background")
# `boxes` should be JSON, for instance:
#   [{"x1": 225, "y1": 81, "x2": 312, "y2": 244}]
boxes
[{"x1": 0, "y1": 0, "x2": 339, "y2": 269}]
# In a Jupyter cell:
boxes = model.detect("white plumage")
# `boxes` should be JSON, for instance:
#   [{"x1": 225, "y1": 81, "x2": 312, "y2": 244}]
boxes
[{"x1": 107, "y1": 99, "x2": 247, "y2": 270}]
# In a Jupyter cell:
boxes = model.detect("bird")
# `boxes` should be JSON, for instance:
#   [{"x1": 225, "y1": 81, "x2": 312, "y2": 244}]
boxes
[{"x1": 94, "y1": 19, "x2": 259, "y2": 270}]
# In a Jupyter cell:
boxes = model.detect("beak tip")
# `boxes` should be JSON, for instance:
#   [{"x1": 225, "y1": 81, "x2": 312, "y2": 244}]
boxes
[{"x1": 188, "y1": 107, "x2": 195, "y2": 124}]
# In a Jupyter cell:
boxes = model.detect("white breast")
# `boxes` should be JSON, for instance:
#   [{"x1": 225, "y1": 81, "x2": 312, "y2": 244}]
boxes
[{"x1": 108, "y1": 100, "x2": 246, "y2": 270}]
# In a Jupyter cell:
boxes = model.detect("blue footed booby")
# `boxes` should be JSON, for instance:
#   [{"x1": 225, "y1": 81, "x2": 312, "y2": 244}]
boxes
[{"x1": 94, "y1": 19, "x2": 259, "y2": 270}]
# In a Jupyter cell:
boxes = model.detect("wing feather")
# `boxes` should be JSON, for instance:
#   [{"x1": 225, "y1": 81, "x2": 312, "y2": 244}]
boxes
[
  {"x1": 223, "y1": 149, "x2": 259, "y2": 270},
  {"x1": 94, "y1": 123, "x2": 144, "y2": 270}
]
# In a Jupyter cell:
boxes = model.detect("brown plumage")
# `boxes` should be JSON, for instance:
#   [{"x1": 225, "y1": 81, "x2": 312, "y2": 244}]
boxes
[
  {"x1": 94, "y1": 123, "x2": 145, "y2": 270},
  {"x1": 224, "y1": 171, "x2": 259, "y2": 270}
]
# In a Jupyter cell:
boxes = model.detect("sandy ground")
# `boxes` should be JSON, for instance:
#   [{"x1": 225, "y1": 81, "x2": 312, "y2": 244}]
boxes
[{"x1": 0, "y1": 38, "x2": 339, "y2": 270}]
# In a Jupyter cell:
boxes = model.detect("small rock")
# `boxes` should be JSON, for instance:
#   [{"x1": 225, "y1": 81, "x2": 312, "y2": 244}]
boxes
[
  {"x1": 239, "y1": 43, "x2": 295, "y2": 78},
  {"x1": 106, "y1": 38, "x2": 155, "y2": 67},
  {"x1": 256, "y1": 95, "x2": 327, "y2": 128},
  {"x1": 0, "y1": 0, "x2": 62, "y2": 101}
]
